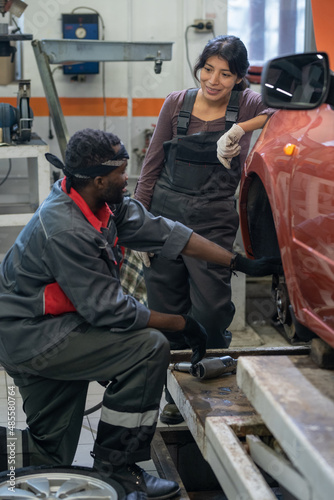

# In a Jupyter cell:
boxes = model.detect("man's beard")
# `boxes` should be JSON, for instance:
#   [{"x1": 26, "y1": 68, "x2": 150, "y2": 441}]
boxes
[{"x1": 103, "y1": 184, "x2": 125, "y2": 205}]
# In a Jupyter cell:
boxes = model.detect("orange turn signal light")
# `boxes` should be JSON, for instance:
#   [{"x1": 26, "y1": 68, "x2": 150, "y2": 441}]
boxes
[{"x1": 283, "y1": 143, "x2": 298, "y2": 156}]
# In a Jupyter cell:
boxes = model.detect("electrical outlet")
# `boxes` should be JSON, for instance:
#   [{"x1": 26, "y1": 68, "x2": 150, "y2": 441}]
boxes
[{"x1": 193, "y1": 19, "x2": 214, "y2": 33}]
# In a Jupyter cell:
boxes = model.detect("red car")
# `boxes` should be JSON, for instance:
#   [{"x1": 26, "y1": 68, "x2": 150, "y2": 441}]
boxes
[{"x1": 239, "y1": 52, "x2": 334, "y2": 347}]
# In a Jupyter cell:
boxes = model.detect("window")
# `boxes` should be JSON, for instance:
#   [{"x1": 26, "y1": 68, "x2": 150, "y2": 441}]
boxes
[{"x1": 228, "y1": 0, "x2": 306, "y2": 65}]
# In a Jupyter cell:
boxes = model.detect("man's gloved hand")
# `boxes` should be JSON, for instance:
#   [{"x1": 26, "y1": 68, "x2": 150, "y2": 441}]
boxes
[
  {"x1": 179, "y1": 315, "x2": 207, "y2": 365},
  {"x1": 217, "y1": 124, "x2": 245, "y2": 169},
  {"x1": 132, "y1": 250, "x2": 154, "y2": 268},
  {"x1": 232, "y1": 253, "x2": 283, "y2": 277}
]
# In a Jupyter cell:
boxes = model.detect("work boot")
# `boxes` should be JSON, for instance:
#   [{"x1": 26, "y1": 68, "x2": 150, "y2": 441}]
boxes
[
  {"x1": 94, "y1": 458, "x2": 180, "y2": 499},
  {"x1": 159, "y1": 404, "x2": 184, "y2": 425}
]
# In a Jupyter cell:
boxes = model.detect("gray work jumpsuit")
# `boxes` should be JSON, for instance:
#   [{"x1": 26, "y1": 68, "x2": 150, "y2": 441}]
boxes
[
  {"x1": 144, "y1": 89, "x2": 241, "y2": 349},
  {"x1": 0, "y1": 182, "x2": 192, "y2": 469}
]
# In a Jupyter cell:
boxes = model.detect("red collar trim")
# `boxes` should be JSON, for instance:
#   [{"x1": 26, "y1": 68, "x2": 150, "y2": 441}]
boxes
[{"x1": 61, "y1": 177, "x2": 112, "y2": 231}]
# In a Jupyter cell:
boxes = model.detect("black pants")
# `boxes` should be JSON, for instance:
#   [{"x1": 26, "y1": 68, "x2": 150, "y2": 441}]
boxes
[
  {"x1": 5, "y1": 324, "x2": 170, "y2": 467},
  {"x1": 144, "y1": 254, "x2": 234, "y2": 349}
]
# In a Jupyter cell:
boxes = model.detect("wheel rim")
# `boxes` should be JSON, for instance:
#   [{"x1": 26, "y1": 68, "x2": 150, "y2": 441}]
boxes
[{"x1": 0, "y1": 471, "x2": 120, "y2": 499}]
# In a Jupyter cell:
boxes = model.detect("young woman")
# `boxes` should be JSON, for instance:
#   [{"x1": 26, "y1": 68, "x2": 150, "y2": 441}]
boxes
[{"x1": 134, "y1": 35, "x2": 275, "y2": 422}]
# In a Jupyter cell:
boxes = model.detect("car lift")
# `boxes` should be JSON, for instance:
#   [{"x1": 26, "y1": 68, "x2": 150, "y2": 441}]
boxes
[{"x1": 32, "y1": 38, "x2": 173, "y2": 160}]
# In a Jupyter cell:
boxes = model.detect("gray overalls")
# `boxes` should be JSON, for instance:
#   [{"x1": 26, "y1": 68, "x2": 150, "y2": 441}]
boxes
[{"x1": 144, "y1": 89, "x2": 241, "y2": 348}]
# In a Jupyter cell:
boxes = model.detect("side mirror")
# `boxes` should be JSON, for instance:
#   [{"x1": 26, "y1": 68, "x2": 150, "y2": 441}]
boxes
[{"x1": 261, "y1": 52, "x2": 330, "y2": 109}]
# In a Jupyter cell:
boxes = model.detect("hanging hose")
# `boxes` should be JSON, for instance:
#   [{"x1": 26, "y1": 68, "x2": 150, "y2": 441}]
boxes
[
  {"x1": 83, "y1": 380, "x2": 110, "y2": 416},
  {"x1": 0, "y1": 159, "x2": 12, "y2": 187}
]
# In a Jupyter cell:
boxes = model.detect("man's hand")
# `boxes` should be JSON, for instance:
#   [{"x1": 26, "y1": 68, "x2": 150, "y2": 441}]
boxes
[
  {"x1": 179, "y1": 315, "x2": 207, "y2": 365},
  {"x1": 217, "y1": 124, "x2": 245, "y2": 168},
  {"x1": 152, "y1": 314, "x2": 207, "y2": 364},
  {"x1": 233, "y1": 253, "x2": 283, "y2": 276}
]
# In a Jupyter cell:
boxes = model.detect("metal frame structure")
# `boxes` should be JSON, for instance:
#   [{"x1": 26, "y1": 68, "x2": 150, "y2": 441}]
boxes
[{"x1": 32, "y1": 39, "x2": 173, "y2": 159}]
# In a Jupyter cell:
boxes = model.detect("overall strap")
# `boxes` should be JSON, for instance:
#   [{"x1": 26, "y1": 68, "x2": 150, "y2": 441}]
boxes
[
  {"x1": 177, "y1": 89, "x2": 240, "y2": 135},
  {"x1": 225, "y1": 90, "x2": 240, "y2": 130},
  {"x1": 177, "y1": 88, "x2": 199, "y2": 136}
]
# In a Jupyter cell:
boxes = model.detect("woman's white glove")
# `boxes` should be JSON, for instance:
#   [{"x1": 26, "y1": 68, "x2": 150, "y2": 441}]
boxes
[
  {"x1": 132, "y1": 250, "x2": 154, "y2": 267},
  {"x1": 217, "y1": 124, "x2": 245, "y2": 169}
]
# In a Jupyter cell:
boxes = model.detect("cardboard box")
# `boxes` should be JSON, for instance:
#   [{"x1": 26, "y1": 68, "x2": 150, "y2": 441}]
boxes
[{"x1": 0, "y1": 56, "x2": 15, "y2": 85}]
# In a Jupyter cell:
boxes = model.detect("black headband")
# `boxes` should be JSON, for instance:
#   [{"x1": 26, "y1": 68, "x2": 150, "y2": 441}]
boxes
[{"x1": 45, "y1": 142, "x2": 129, "y2": 178}]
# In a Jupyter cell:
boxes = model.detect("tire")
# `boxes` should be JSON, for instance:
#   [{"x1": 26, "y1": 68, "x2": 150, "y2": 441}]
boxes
[
  {"x1": 0, "y1": 465, "x2": 126, "y2": 499},
  {"x1": 245, "y1": 176, "x2": 280, "y2": 259},
  {"x1": 273, "y1": 276, "x2": 316, "y2": 344}
]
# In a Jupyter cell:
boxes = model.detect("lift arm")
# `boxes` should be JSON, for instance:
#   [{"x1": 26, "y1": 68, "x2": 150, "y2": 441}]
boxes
[{"x1": 32, "y1": 39, "x2": 173, "y2": 159}]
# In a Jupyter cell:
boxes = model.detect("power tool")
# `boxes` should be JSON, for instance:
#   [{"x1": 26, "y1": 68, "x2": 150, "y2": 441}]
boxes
[{"x1": 173, "y1": 355, "x2": 237, "y2": 380}]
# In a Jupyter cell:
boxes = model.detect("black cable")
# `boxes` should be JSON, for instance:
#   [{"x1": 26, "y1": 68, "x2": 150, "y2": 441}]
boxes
[
  {"x1": 84, "y1": 401, "x2": 102, "y2": 416},
  {"x1": 205, "y1": 20, "x2": 216, "y2": 37},
  {"x1": 185, "y1": 25, "x2": 199, "y2": 87},
  {"x1": 185, "y1": 23, "x2": 216, "y2": 87},
  {"x1": 11, "y1": 18, "x2": 22, "y2": 34},
  {"x1": 0, "y1": 159, "x2": 12, "y2": 187}
]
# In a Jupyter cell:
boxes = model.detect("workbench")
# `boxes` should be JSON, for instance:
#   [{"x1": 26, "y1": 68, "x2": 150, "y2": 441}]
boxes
[
  {"x1": 156, "y1": 345, "x2": 334, "y2": 499},
  {"x1": 0, "y1": 134, "x2": 50, "y2": 226}
]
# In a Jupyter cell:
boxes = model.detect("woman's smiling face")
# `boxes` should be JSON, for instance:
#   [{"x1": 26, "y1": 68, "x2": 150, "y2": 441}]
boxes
[{"x1": 200, "y1": 55, "x2": 242, "y2": 103}]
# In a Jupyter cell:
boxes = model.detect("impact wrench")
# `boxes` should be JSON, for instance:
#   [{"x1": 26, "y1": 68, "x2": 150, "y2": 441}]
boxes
[
  {"x1": 85, "y1": 359, "x2": 237, "y2": 415},
  {"x1": 172, "y1": 355, "x2": 237, "y2": 380}
]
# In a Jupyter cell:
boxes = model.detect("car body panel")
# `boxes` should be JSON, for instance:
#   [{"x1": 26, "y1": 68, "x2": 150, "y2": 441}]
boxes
[{"x1": 239, "y1": 103, "x2": 334, "y2": 347}]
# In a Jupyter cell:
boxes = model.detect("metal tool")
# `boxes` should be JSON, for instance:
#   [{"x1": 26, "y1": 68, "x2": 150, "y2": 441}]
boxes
[{"x1": 173, "y1": 356, "x2": 237, "y2": 380}]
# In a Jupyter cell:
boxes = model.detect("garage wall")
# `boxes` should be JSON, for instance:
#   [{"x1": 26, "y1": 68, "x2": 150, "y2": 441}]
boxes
[{"x1": 0, "y1": 0, "x2": 228, "y2": 178}]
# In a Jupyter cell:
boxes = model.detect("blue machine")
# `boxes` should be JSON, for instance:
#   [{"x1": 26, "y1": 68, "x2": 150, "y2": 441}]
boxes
[{"x1": 62, "y1": 13, "x2": 99, "y2": 75}]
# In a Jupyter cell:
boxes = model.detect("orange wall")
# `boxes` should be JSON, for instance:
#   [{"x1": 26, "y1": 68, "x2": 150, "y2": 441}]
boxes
[{"x1": 311, "y1": 0, "x2": 334, "y2": 69}]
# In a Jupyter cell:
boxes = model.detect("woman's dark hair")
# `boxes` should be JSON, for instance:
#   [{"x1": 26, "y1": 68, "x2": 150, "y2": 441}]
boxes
[{"x1": 193, "y1": 35, "x2": 249, "y2": 91}]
